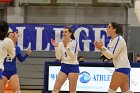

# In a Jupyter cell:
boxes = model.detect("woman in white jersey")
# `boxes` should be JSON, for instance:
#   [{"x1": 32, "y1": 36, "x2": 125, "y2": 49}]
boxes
[
  {"x1": 51, "y1": 27, "x2": 79, "y2": 93},
  {"x1": 0, "y1": 21, "x2": 15, "y2": 93},
  {"x1": 94, "y1": 22, "x2": 133, "y2": 93}
]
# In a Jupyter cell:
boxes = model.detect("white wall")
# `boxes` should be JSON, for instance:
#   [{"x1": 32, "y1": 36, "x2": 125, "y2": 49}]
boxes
[
  {"x1": 24, "y1": 6, "x2": 127, "y2": 24},
  {"x1": 7, "y1": 7, "x2": 24, "y2": 23},
  {"x1": 6, "y1": 6, "x2": 127, "y2": 24},
  {"x1": 128, "y1": 8, "x2": 140, "y2": 26}
]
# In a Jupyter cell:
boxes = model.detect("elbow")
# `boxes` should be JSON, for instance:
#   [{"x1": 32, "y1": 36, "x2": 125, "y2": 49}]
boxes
[
  {"x1": 18, "y1": 58, "x2": 25, "y2": 62},
  {"x1": 103, "y1": 53, "x2": 113, "y2": 59},
  {"x1": 19, "y1": 60, "x2": 24, "y2": 62},
  {"x1": 70, "y1": 54, "x2": 76, "y2": 60},
  {"x1": 56, "y1": 58, "x2": 61, "y2": 61},
  {"x1": 56, "y1": 56, "x2": 61, "y2": 60},
  {"x1": 102, "y1": 52, "x2": 115, "y2": 59},
  {"x1": 110, "y1": 54, "x2": 118, "y2": 59}
]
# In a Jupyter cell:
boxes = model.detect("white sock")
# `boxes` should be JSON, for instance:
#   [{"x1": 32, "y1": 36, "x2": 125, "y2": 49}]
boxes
[
  {"x1": 14, "y1": 90, "x2": 21, "y2": 93},
  {"x1": 51, "y1": 89, "x2": 59, "y2": 93},
  {"x1": 108, "y1": 88, "x2": 116, "y2": 93}
]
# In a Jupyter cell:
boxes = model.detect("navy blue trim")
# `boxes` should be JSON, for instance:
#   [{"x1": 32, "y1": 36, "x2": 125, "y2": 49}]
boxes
[
  {"x1": 0, "y1": 69, "x2": 2, "y2": 79},
  {"x1": 115, "y1": 68, "x2": 130, "y2": 75},
  {"x1": 74, "y1": 40, "x2": 77, "y2": 53},
  {"x1": 113, "y1": 36, "x2": 120, "y2": 54}
]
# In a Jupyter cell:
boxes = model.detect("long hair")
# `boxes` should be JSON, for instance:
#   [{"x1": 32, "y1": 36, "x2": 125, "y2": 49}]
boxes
[
  {"x1": 0, "y1": 20, "x2": 9, "y2": 40},
  {"x1": 110, "y1": 22, "x2": 123, "y2": 36},
  {"x1": 64, "y1": 27, "x2": 75, "y2": 40}
]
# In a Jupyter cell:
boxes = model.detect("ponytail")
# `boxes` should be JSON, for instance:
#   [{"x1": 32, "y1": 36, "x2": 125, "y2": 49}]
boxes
[{"x1": 0, "y1": 21, "x2": 9, "y2": 40}]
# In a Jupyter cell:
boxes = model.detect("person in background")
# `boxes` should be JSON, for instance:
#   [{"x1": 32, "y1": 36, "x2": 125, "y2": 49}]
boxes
[
  {"x1": 94, "y1": 22, "x2": 133, "y2": 93},
  {"x1": 0, "y1": 20, "x2": 15, "y2": 93},
  {"x1": 136, "y1": 54, "x2": 140, "y2": 63},
  {"x1": 77, "y1": 56, "x2": 85, "y2": 62},
  {"x1": 2, "y1": 32, "x2": 32, "y2": 93},
  {"x1": 101, "y1": 54, "x2": 110, "y2": 62},
  {"x1": 51, "y1": 27, "x2": 79, "y2": 93}
]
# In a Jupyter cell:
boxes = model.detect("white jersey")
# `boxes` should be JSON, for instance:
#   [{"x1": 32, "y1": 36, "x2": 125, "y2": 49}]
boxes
[
  {"x1": 0, "y1": 37, "x2": 15, "y2": 70},
  {"x1": 55, "y1": 40, "x2": 78, "y2": 64},
  {"x1": 102, "y1": 35, "x2": 131, "y2": 69}
]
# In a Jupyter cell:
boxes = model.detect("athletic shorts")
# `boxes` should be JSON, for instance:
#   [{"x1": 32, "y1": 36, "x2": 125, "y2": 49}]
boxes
[
  {"x1": 2, "y1": 70, "x2": 17, "y2": 80},
  {"x1": 0, "y1": 69, "x2": 2, "y2": 79},
  {"x1": 60, "y1": 63, "x2": 80, "y2": 75},
  {"x1": 115, "y1": 68, "x2": 130, "y2": 75}
]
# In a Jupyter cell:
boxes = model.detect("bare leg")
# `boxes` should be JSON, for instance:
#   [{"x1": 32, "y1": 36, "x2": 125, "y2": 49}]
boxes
[
  {"x1": 120, "y1": 73, "x2": 133, "y2": 93},
  {"x1": 2, "y1": 76, "x2": 8, "y2": 90},
  {"x1": 10, "y1": 74, "x2": 21, "y2": 93},
  {"x1": 109, "y1": 72, "x2": 124, "y2": 91},
  {"x1": 120, "y1": 73, "x2": 129, "y2": 92},
  {"x1": 52, "y1": 71, "x2": 67, "y2": 93},
  {"x1": 0, "y1": 80, "x2": 4, "y2": 93},
  {"x1": 68, "y1": 73, "x2": 79, "y2": 92}
]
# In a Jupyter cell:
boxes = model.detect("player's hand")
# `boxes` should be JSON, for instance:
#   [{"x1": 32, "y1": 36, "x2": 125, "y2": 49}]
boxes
[
  {"x1": 16, "y1": 32, "x2": 21, "y2": 38},
  {"x1": 51, "y1": 39, "x2": 58, "y2": 47},
  {"x1": 94, "y1": 40, "x2": 103, "y2": 51},
  {"x1": 11, "y1": 32, "x2": 21, "y2": 44},
  {"x1": 26, "y1": 48, "x2": 32, "y2": 55}
]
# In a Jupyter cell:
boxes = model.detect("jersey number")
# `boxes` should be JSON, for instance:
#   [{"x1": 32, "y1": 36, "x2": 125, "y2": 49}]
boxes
[
  {"x1": 65, "y1": 52, "x2": 67, "y2": 57},
  {"x1": 6, "y1": 57, "x2": 11, "y2": 62}
]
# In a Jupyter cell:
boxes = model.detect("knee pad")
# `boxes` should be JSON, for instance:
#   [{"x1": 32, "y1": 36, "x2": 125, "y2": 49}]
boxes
[
  {"x1": 122, "y1": 90, "x2": 134, "y2": 93},
  {"x1": 108, "y1": 88, "x2": 116, "y2": 93},
  {"x1": 51, "y1": 89, "x2": 59, "y2": 93},
  {"x1": 14, "y1": 90, "x2": 21, "y2": 93}
]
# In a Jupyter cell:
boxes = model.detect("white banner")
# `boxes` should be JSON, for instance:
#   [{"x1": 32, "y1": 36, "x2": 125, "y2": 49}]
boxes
[{"x1": 48, "y1": 66, "x2": 121, "y2": 92}]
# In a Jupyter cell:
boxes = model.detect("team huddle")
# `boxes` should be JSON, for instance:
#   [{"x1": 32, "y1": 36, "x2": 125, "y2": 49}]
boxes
[{"x1": 0, "y1": 20, "x2": 133, "y2": 93}]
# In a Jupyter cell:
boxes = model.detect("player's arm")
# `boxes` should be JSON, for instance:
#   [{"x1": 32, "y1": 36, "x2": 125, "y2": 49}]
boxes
[
  {"x1": 6, "y1": 38, "x2": 15, "y2": 60},
  {"x1": 16, "y1": 46, "x2": 28, "y2": 62},
  {"x1": 17, "y1": 47, "x2": 32, "y2": 62},
  {"x1": 65, "y1": 40, "x2": 78, "y2": 59},
  {"x1": 17, "y1": 53, "x2": 28, "y2": 62},
  {"x1": 55, "y1": 43, "x2": 62, "y2": 60},
  {"x1": 101, "y1": 39, "x2": 125, "y2": 59},
  {"x1": 51, "y1": 39, "x2": 62, "y2": 60}
]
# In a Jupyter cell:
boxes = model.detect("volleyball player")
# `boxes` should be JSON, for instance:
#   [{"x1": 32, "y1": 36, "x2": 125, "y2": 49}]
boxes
[
  {"x1": 2, "y1": 32, "x2": 32, "y2": 93},
  {"x1": 94, "y1": 22, "x2": 133, "y2": 93},
  {"x1": 0, "y1": 20, "x2": 15, "y2": 93},
  {"x1": 51, "y1": 27, "x2": 79, "y2": 93}
]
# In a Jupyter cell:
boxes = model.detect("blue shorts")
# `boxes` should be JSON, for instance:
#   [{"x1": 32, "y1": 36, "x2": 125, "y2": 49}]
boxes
[
  {"x1": 60, "y1": 63, "x2": 80, "y2": 75},
  {"x1": 115, "y1": 68, "x2": 130, "y2": 75},
  {"x1": 2, "y1": 70, "x2": 17, "y2": 80},
  {"x1": 0, "y1": 70, "x2": 2, "y2": 79}
]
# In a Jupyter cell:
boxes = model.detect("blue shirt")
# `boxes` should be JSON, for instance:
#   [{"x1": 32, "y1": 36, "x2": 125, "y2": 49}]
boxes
[{"x1": 4, "y1": 45, "x2": 28, "y2": 71}]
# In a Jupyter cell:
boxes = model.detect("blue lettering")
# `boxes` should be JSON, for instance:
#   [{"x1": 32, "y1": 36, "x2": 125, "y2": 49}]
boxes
[{"x1": 93, "y1": 74, "x2": 112, "y2": 81}]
